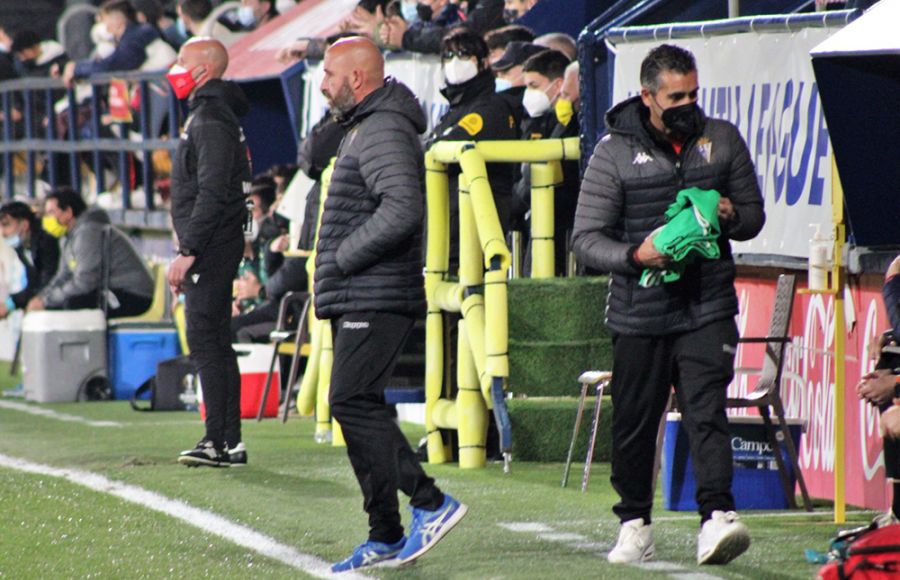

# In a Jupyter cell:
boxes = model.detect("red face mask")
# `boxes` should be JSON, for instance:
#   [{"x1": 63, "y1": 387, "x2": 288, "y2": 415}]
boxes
[{"x1": 166, "y1": 65, "x2": 199, "y2": 100}]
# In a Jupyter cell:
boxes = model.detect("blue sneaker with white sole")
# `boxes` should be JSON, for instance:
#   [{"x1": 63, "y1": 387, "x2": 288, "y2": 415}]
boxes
[
  {"x1": 331, "y1": 537, "x2": 406, "y2": 573},
  {"x1": 397, "y1": 494, "x2": 468, "y2": 565}
]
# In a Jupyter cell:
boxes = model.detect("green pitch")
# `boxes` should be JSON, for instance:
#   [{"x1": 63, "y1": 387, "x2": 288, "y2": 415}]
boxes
[{"x1": 0, "y1": 394, "x2": 873, "y2": 579}]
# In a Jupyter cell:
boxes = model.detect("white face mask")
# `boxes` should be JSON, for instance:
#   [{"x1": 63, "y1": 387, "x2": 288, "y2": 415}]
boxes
[
  {"x1": 494, "y1": 78, "x2": 512, "y2": 93},
  {"x1": 523, "y1": 87, "x2": 552, "y2": 118},
  {"x1": 443, "y1": 57, "x2": 478, "y2": 86},
  {"x1": 237, "y1": 5, "x2": 257, "y2": 28}
]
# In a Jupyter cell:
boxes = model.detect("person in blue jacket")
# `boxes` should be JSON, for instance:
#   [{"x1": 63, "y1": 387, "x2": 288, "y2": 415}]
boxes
[{"x1": 62, "y1": 0, "x2": 163, "y2": 86}]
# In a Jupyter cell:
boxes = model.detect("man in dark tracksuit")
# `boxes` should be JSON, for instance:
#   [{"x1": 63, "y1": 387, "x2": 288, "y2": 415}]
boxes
[
  {"x1": 167, "y1": 39, "x2": 251, "y2": 468},
  {"x1": 427, "y1": 27, "x2": 518, "y2": 266},
  {"x1": 315, "y1": 38, "x2": 466, "y2": 573},
  {"x1": 573, "y1": 45, "x2": 765, "y2": 566}
]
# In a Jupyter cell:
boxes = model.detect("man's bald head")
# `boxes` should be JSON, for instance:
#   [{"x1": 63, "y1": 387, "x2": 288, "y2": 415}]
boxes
[
  {"x1": 320, "y1": 37, "x2": 385, "y2": 116},
  {"x1": 178, "y1": 37, "x2": 229, "y2": 84}
]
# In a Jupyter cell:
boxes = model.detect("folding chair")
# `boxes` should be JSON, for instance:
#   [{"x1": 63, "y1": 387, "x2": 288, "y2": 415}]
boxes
[
  {"x1": 256, "y1": 291, "x2": 311, "y2": 422},
  {"x1": 727, "y1": 273, "x2": 812, "y2": 511}
]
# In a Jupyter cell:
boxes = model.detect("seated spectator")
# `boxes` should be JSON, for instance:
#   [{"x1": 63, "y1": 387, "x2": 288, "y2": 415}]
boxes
[
  {"x1": 503, "y1": 0, "x2": 539, "y2": 23},
  {"x1": 484, "y1": 24, "x2": 535, "y2": 66},
  {"x1": 380, "y1": 0, "x2": 504, "y2": 55},
  {"x1": 62, "y1": 0, "x2": 172, "y2": 86},
  {"x1": 0, "y1": 27, "x2": 18, "y2": 81},
  {"x1": 28, "y1": 188, "x2": 153, "y2": 318},
  {"x1": 177, "y1": 0, "x2": 243, "y2": 47},
  {"x1": 231, "y1": 256, "x2": 308, "y2": 343},
  {"x1": 0, "y1": 201, "x2": 60, "y2": 319},
  {"x1": 220, "y1": 0, "x2": 280, "y2": 33},
  {"x1": 428, "y1": 26, "x2": 518, "y2": 265},
  {"x1": 559, "y1": 60, "x2": 580, "y2": 116},
  {"x1": 534, "y1": 32, "x2": 576, "y2": 61},
  {"x1": 514, "y1": 49, "x2": 579, "y2": 274},
  {"x1": 133, "y1": 0, "x2": 181, "y2": 51},
  {"x1": 491, "y1": 41, "x2": 547, "y2": 126},
  {"x1": 12, "y1": 30, "x2": 68, "y2": 78}
]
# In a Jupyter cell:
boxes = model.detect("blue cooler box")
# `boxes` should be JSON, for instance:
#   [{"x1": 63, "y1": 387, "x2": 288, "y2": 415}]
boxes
[
  {"x1": 661, "y1": 412, "x2": 804, "y2": 511},
  {"x1": 108, "y1": 324, "x2": 179, "y2": 401}
]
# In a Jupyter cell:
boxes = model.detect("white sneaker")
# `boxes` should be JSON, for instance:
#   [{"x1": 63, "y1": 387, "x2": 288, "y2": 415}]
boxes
[
  {"x1": 697, "y1": 510, "x2": 750, "y2": 565},
  {"x1": 873, "y1": 510, "x2": 899, "y2": 529},
  {"x1": 607, "y1": 518, "x2": 654, "y2": 564}
]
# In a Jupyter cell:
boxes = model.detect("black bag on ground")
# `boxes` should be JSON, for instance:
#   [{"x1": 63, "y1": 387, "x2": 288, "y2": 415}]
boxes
[{"x1": 130, "y1": 356, "x2": 198, "y2": 412}]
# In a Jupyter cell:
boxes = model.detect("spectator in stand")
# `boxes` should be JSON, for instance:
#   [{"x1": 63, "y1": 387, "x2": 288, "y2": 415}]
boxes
[
  {"x1": 0, "y1": 201, "x2": 60, "y2": 320},
  {"x1": 133, "y1": 0, "x2": 181, "y2": 51},
  {"x1": 484, "y1": 24, "x2": 534, "y2": 66},
  {"x1": 177, "y1": 0, "x2": 243, "y2": 47},
  {"x1": 12, "y1": 30, "x2": 67, "y2": 78},
  {"x1": 560, "y1": 60, "x2": 581, "y2": 115},
  {"x1": 428, "y1": 27, "x2": 518, "y2": 264},
  {"x1": 855, "y1": 253, "x2": 900, "y2": 527},
  {"x1": 220, "y1": 0, "x2": 280, "y2": 33},
  {"x1": 380, "y1": 0, "x2": 504, "y2": 55},
  {"x1": 276, "y1": 1, "x2": 389, "y2": 62},
  {"x1": 29, "y1": 188, "x2": 153, "y2": 317},
  {"x1": 503, "y1": 0, "x2": 539, "y2": 23},
  {"x1": 0, "y1": 27, "x2": 18, "y2": 81},
  {"x1": 513, "y1": 49, "x2": 579, "y2": 274},
  {"x1": 535, "y1": 32, "x2": 576, "y2": 61},
  {"x1": 62, "y1": 0, "x2": 172, "y2": 86},
  {"x1": 491, "y1": 41, "x2": 547, "y2": 127}
]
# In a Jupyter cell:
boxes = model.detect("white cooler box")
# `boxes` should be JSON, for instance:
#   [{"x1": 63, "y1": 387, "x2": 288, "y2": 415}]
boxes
[{"x1": 22, "y1": 310, "x2": 107, "y2": 402}]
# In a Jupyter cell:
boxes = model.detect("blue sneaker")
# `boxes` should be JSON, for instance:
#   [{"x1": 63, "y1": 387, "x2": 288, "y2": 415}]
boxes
[
  {"x1": 331, "y1": 537, "x2": 406, "y2": 573},
  {"x1": 397, "y1": 494, "x2": 468, "y2": 565}
]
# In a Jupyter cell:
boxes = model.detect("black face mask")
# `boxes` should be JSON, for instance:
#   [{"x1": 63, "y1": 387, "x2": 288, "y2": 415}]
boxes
[
  {"x1": 416, "y1": 3, "x2": 433, "y2": 22},
  {"x1": 503, "y1": 8, "x2": 519, "y2": 23},
  {"x1": 661, "y1": 102, "x2": 703, "y2": 139}
]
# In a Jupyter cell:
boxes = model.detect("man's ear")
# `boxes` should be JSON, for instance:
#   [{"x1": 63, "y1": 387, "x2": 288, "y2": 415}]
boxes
[{"x1": 640, "y1": 87, "x2": 653, "y2": 109}]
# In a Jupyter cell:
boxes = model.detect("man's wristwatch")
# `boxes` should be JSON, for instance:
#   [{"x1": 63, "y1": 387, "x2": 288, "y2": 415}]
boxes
[{"x1": 178, "y1": 248, "x2": 196, "y2": 257}]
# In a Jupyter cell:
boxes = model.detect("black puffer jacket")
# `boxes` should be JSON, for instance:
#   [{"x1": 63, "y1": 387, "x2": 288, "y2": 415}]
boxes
[
  {"x1": 572, "y1": 96, "x2": 765, "y2": 336},
  {"x1": 313, "y1": 79, "x2": 427, "y2": 319},
  {"x1": 170, "y1": 79, "x2": 251, "y2": 258}
]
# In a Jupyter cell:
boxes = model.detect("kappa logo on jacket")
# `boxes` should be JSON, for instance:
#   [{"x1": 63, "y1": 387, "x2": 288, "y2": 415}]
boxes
[
  {"x1": 342, "y1": 321, "x2": 370, "y2": 330},
  {"x1": 632, "y1": 151, "x2": 654, "y2": 165}
]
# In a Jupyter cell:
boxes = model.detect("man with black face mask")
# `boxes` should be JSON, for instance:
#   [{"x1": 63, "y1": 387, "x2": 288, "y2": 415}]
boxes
[{"x1": 573, "y1": 44, "x2": 765, "y2": 567}]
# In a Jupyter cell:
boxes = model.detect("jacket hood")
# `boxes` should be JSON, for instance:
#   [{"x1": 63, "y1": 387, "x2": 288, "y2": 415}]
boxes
[
  {"x1": 69, "y1": 206, "x2": 110, "y2": 236},
  {"x1": 341, "y1": 78, "x2": 427, "y2": 134},
  {"x1": 440, "y1": 69, "x2": 495, "y2": 108},
  {"x1": 191, "y1": 79, "x2": 251, "y2": 117}
]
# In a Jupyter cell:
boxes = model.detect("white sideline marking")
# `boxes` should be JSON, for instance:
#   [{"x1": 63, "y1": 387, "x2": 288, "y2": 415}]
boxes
[
  {"x1": 0, "y1": 454, "x2": 365, "y2": 580},
  {"x1": 499, "y1": 522, "x2": 554, "y2": 533},
  {"x1": 639, "y1": 562, "x2": 687, "y2": 572},
  {"x1": 0, "y1": 400, "x2": 122, "y2": 427},
  {"x1": 536, "y1": 532, "x2": 587, "y2": 542}
]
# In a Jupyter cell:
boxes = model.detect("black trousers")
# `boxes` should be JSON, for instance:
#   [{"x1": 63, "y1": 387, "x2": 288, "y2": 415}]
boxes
[
  {"x1": 184, "y1": 240, "x2": 243, "y2": 449},
  {"x1": 610, "y1": 318, "x2": 738, "y2": 524},
  {"x1": 56, "y1": 289, "x2": 152, "y2": 318},
  {"x1": 329, "y1": 311, "x2": 444, "y2": 544}
]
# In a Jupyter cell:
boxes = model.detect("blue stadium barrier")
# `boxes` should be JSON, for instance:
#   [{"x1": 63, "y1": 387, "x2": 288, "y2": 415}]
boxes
[{"x1": 0, "y1": 70, "x2": 182, "y2": 208}]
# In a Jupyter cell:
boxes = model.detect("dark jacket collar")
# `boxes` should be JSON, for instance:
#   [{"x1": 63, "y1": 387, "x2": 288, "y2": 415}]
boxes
[{"x1": 439, "y1": 69, "x2": 495, "y2": 108}]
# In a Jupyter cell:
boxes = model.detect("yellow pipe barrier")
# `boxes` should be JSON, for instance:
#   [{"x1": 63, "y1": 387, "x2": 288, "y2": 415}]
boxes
[
  {"x1": 530, "y1": 162, "x2": 558, "y2": 278},
  {"x1": 315, "y1": 322, "x2": 334, "y2": 442},
  {"x1": 433, "y1": 281, "x2": 464, "y2": 312},
  {"x1": 429, "y1": 137, "x2": 580, "y2": 164},
  {"x1": 483, "y1": 268, "x2": 509, "y2": 387},
  {"x1": 460, "y1": 293, "x2": 489, "y2": 403},
  {"x1": 296, "y1": 319, "x2": 323, "y2": 416},
  {"x1": 432, "y1": 398, "x2": 458, "y2": 430},
  {"x1": 459, "y1": 148, "x2": 511, "y2": 272},
  {"x1": 424, "y1": 151, "x2": 450, "y2": 464},
  {"x1": 457, "y1": 318, "x2": 487, "y2": 468}
]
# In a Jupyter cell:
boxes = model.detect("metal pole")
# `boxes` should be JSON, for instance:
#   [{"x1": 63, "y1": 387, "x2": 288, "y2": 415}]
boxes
[
  {"x1": 728, "y1": 0, "x2": 739, "y2": 18},
  {"x1": 832, "y1": 160, "x2": 846, "y2": 524}
]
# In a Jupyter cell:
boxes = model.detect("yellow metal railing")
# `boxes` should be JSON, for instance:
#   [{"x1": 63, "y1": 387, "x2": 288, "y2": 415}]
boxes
[{"x1": 424, "y1": 138, "x2": 580, "y2": 471}]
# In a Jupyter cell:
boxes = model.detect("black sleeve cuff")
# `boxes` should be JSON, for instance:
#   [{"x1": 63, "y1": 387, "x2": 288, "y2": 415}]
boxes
[{"x1": 625, "y1": 244, "x2": 642, "y2": 270}]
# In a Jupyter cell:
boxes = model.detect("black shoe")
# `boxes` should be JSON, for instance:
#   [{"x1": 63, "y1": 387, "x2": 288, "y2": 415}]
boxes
[
  {"x1": 178, "y1": 439, "x2": 230, "y2": 468},
  {"x1": 228, "y1": 442, "x2": 247, "y2": 466}
]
